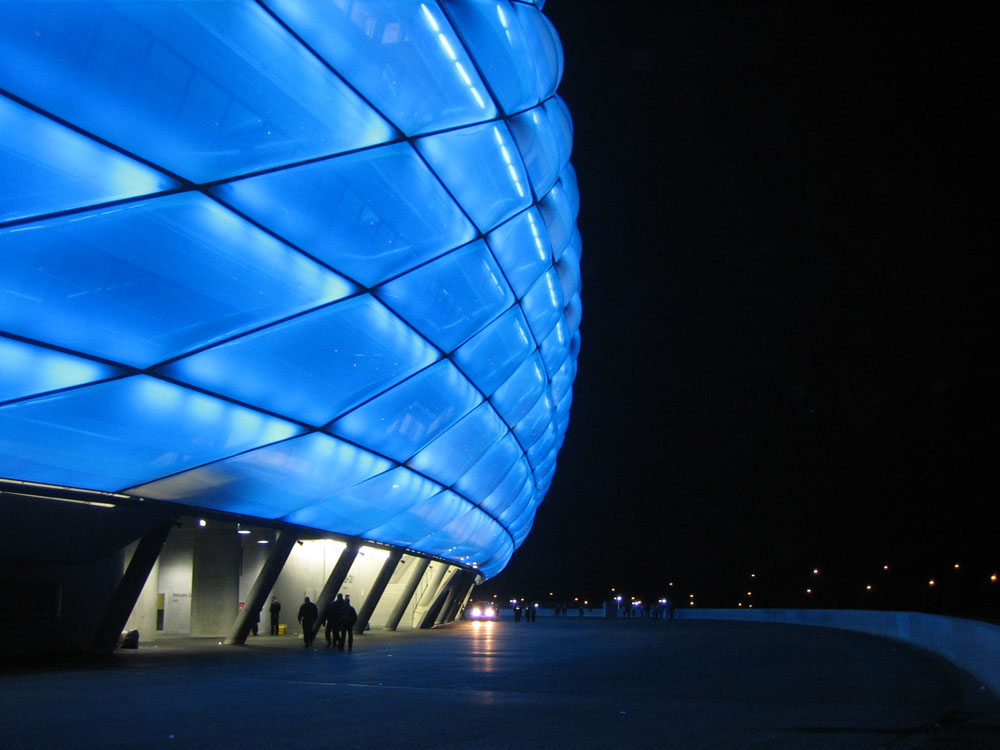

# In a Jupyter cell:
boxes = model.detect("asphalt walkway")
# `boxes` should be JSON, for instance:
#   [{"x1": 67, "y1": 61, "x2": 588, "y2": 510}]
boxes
[{"x1": 2, "y1": 618, "x2": 998, "y2": 748}]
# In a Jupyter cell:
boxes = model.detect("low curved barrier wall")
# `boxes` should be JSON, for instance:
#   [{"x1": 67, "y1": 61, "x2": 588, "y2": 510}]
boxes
[{"x1": 676, "y1": 608, "x2": 1000, "y2": 698}]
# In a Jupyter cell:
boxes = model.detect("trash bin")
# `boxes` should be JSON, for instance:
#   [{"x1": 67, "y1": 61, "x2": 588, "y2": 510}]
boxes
[{"x1": 278, "y1": 624, "x2": 287, "y2": 635}]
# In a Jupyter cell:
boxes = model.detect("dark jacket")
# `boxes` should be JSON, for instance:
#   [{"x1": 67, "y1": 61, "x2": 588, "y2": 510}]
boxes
[{"x1": 298, "y1": 600, "x2": 318, "y2": 622}]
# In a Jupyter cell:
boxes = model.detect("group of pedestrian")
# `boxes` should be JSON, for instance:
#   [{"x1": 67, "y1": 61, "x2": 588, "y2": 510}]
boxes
[
  {"x1": 296, "y1": 593, "x2": 358, "y2": 650},
  {"x1": 513, "y1": 603, "x2": 537, "y2": 622},
  {"x1": 618, "y1": 599, "x2": 674, "y2": 619},
  {"x1": 552, "y1": 603, "x2": 588, "y2": 616}
]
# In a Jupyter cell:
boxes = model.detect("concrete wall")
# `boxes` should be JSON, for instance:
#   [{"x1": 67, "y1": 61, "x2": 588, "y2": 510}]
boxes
[
  {"x1": 676, "y1": 608, "x2": 1000, "y2": 699},
  {"x1": 190, "y1": 526, "x2": 241, "y2": 636}
]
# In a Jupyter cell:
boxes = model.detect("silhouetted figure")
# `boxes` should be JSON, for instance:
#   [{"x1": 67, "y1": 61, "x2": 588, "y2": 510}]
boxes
[
  {"x1": 251, "y1": 606, "x2": 260, "y2": 635},
  {"x1": 324, "y1": 593, "x2": 346, "y2": 648},
  {"x1": 513, "y1": 604, "x2": 522, "y2": 622},
  {"x1": 338, "y1": 595, "x2": 358, "y2": 651},
  {"x1": 664, "y1": 598, "x2": 674, "y2": 620},
  {"x1": 298, "y1": 596, "x2": 318, "y2": 647},
  {"x1": 269, "y1": 596, "x2": 281, "y2": 635}
]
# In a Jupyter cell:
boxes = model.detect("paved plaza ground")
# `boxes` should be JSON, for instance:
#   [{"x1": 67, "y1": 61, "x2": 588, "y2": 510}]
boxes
[{"x1": 2, "y1": 618, "x2": 998, "y2": 748}]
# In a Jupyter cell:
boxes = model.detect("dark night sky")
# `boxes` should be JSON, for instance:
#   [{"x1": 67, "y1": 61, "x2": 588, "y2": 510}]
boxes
[{"x1": 489, "y1": 4, "x2": 994, "y2": 606}]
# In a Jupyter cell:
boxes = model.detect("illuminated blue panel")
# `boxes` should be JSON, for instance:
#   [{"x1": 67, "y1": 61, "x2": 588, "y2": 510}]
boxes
[
  {"x1": 539, "y1": 175, "x2": 577, "y2": 259},
  {"x1": 509, "y1": 500, "x2": 537, "y2": 534},
  {"x1": 0, "y1": 376, "x2": 300, "y2": 492},
  {"x1": 557, "y1": 230, "x2": 582, "y2": 296},
  {"x1": 566, "y1": 292, "x2": 584, "y2": 336},
  {"x1": 129, "y1": 433, "x2": 392, "y2": 520},
  {"x1": 539, "y1": 319, "x2": 570, "y2": 377},
  {"x1": 0, "y1": 0, "x2": 579, "y2": 581},
  {"x1": 547, "y1": 96, "x2": 574, "y2": 168},
  {"x1": 525, "y1": 424, "x2": 556, "y2": 468},
  {"x1": 263, "y1": 0, "x2": 496, "y2": 136},
  {"x1": 513, "y1": 393, "x2": 552, "y2": 449},
  {"x1": 406, "y1": 402, "x2": 508, "y2": 486},
  {"x1": 534, "y1": 472, "x2": 555, "y2": 503},
  {"x1": 478, "y1": 459, "x2": 530, "y2": 517},
  {"x1": 454, "y1": 433, "x2": 521, "y2": 502},
  {"x1": 441, "y1": 0, "x2": 542, "y2": 116},
  {"x1": 478, "y1": 534, "x2": 515, "y2": 578},
  {"x1": 550, "y1": 357, "x2": 575, "y2": 405},
  {"x1": 330, "y1": 360, "x2": 481, "y2": 463},
  {"x1": 558, "y1": 163, "x2": 581, "y2": 235},
  {"x1": 554, "y1": 411, "x2": 570, "y2": 444},
  {"x1": 0, "y1": 3, "x2": 395, "y2": 182},
  {"x1": 509, "y1": 509, "x2": 535, "y2": 547},
  {"x1": 556, "y1": 385, "x2": 573, "y2": 418},
  {"x1": 471, "y1": 525, "x2": 512, "y2": 567},
  {"x1": 562, "y1": 225, "x2": 583, "y2": 269},
  {"x1": 213, "y1": 143, "x2": 475, "y2": 287},
  {"x1": 416, "y1": 121, "x2": 530, "y2": 232},
  {"x1": 284, "y1": 466, "x2": 442, "y2": 536},
  {"x1": 0, "y1": 193, "x2": 353, "y2": 367},
  {"x1": 520, "y1": 269, "x2": 564, "y2": 341},
  {"x1": 0, "y1": 338, "x2": 121, "y2": 403},
  {"x1": 509, "y1": 102, "x2": 565, "y2": 198},
  {"x1": 365, "y1": 490, "x2": 470, "y2": 548},
  {"x1": 375, "y1": 240, "x2": 514, "y2": 353},
  {"x1": 464, "y1": 517, "x2": 511, "y2": 568},
  {"x1": 160, "y1": 296, "x2": 438, "y2": 426},
  {"x1": 511, "y1": 3, "x2": 563, "y2": 102},
  {"x1": 412, "y1": 506, "x2": 503, "y2": 560},
  {"x1": 485, "y1": 208, "x2": 552, "y2": 298},
  {"x1": 453, "y1": 306, "x2": 534, "y2": 396},
  {"x1": 497, "y1": 478, "x2": 534, "y2": 526},
  {"x1": 536, "y1": 443, "x2": 557, "y2": 474},
  {"x1": 492, "y1": 353, "x2": 546, "y2": 426},
  {"x1": 0, "y1": 97, "x2": 177, "y2": 224}
]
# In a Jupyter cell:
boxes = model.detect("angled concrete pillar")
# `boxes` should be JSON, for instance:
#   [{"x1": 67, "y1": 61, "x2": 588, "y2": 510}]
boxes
[
  {"x1": 226, "y1": 530, "x2": 297, "y2": 645},
  {"x1": 91, "y1": 522, "x2": 172, "y2": 653},
  {"x1": 354, "y1": 549, "x2": 402, "y2": 635},
  {"x1": 311, "y1": 540, "x2": 359, "y2": 640},
  {"x1": 384, "y1": 556, "x2": 430, "y2": 631},
  {"x1": 420, "y1": 566, "x2": 459, "y2": 628},
  {"x1": 412, "y1": 563, "x2": 450, "y2": 629},
  {"x1": 435, "y1": 573, "x2": 463, "y2": 625},
  {"x1": 443, "y1": 571, "x2": 477, "y2": 623}
]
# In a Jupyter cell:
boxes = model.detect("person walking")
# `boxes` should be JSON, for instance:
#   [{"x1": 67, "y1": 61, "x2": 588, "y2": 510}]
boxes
[
  {"x1": 298, "y1": 596, "x2": 318, "y2": 647},
  {"x1": 324, "y1": 593, "x2": 346, "y2": 649},
  {"x1": 269, "y1": 596, "x2": 281, "y2": 635},
  {"x1": 338, "y1": 595, "x2": 358, "y2": 651}
]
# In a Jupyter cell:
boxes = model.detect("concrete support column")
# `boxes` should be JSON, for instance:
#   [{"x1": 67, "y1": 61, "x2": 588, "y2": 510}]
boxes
[
  {"x1": 311, "y1": 541, "x2": 359, "y2": 640},
  {"x1": 421, "y1": 566, "x2": 459, "y2": 628},
  {"x1": 354, "y1": 549, "x2": 402, "y2": 635},
  {"x1": 434, "y1": 573, "x2": 463, "y2": 626},
  {"x1": 226, "y1": 530, "x2": 297, "y2": 645},
  {"x1": 413, "y1": 562, "x2": 451, "y2": 629},
  {"x1": 443, "y1": 571, "x2": 476, "y2": 623},
  {"x1": 190, "y1": 525, "x2": 241, "y2": 636},
  {"x1": 384, "y1": 557, "x2": 430, "y2": 631},
  {"x1": 91, "y1": 522, "x2": 172, "y2": 653}
]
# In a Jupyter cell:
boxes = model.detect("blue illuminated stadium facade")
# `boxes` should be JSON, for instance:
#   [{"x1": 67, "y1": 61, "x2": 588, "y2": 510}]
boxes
[{"x1": 0, "y1": 2, "x2": 579, "y2": 649}]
